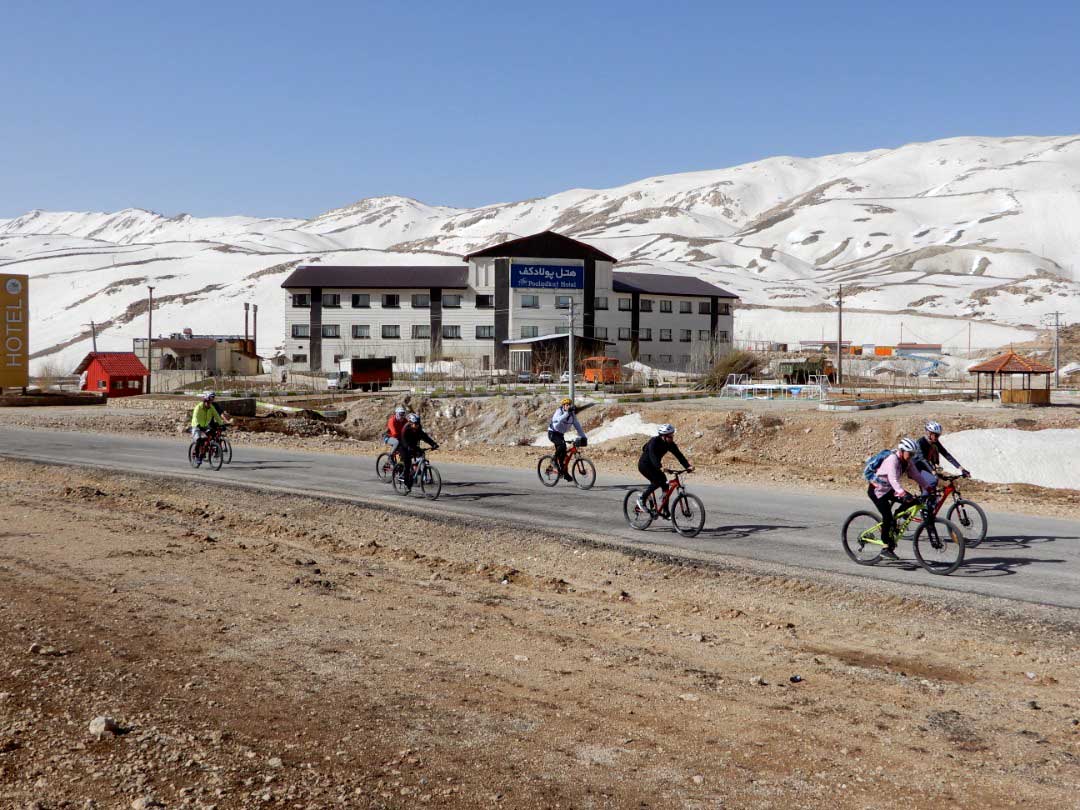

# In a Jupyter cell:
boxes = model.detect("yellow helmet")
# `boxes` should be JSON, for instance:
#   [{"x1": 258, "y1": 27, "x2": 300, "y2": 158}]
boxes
[{"x1": 560, "y1": 397, "x2": 573, "y2": 408}]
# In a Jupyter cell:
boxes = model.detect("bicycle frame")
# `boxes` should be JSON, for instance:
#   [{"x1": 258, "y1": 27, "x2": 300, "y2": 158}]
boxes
[
  {"x1": 646, "y1": 471, "x2": 687, "y2": 514},
  {"x1": 859, "y1": 496, "x2": 933, "y2": 547}
]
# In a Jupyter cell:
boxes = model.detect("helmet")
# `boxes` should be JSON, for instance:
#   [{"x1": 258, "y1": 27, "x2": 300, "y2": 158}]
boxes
[
  {"x1": 395, "y1": 406, "x2": 407, "y2": 416},
  {"x1": 925, "y1": 421, "x2": 942, "y2": 435},
  {"x1": 658, "y1": 424, "x2": 676, "y2": 436},
  {"x1": 560, "y1": 398, "x2": 574, "y2": 408},
  {"x1": 407, "y1": 413, "x2": 420, "y2": 423},
  {"x1": 898, "y1": 437, "x2": 918, "y2": 454},
  {"x1": 202, "y1": 391, "x2": 215, "y2": 402}
]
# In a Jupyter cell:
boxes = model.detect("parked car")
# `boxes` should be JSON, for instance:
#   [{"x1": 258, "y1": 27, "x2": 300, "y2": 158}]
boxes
[
  {"x1": 560, "y1": 371, "x2": 577, "y2": 384},
  {"x1": 517, "y1": 371, "x2": 533, "y2": 383},
  {"x1": 536, "y1": 371, "x2": 554, "y2": 384}
]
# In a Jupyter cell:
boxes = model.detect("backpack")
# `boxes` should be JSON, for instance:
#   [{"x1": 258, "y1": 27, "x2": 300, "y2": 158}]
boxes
[{"x1": 862, "y1": 449, "x2": 893, "y2": 482}]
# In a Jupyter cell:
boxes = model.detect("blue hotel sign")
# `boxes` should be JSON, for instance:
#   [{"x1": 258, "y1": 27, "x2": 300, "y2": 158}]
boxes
[{"x1": 510, "y1": 262, "x2": 584, "y2": 290}]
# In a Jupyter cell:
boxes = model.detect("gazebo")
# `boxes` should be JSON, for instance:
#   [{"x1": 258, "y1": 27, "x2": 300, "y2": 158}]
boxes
[{"x1": 968, "y1": 350, "x2": 1054, "y2": 405}]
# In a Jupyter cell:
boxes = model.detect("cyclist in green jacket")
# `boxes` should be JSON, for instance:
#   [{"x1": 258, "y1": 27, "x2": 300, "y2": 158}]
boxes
[{"x1": 191, "y1": 392, "x2": 226, "y2": 467}]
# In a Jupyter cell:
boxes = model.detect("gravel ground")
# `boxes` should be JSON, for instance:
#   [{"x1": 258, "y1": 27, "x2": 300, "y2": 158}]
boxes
[{"x1": 0, "y1": 460, "x2": 1078, "y2": 809}]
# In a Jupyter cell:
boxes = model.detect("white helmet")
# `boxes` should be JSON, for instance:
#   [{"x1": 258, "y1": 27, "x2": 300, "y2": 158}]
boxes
[
  {"x1": 395, "y1": 406, "x2": 407, "y2": 416},
  {"x1": 202, "y1": 391, "x2": 215, "y2": 402},
  {"x1": 925, "y1": 421, "x2": 942, "y2": 435},
  {"x1": 898, "y1": 437, "x2": 918, "y2": 454},
  {"x1": 658, "y1": 424, "x2": 676, "y2": 436},
  {"x1": 407, "y1": 413, "x2": 420, "y2": 423}
]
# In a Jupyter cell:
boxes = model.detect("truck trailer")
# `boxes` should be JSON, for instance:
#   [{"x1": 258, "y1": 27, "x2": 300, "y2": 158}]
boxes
[{"x1": 326, "y1": 358, "x2": 393, "y2": 391}]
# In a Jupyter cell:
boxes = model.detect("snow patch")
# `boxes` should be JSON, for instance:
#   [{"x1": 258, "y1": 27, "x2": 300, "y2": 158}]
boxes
[
  {"x1": 941, "y1": 429, "x2": 1080, "y2": 490},
  {"x1": 531, "y1": 412, "x2": 662, "y2": 447}
]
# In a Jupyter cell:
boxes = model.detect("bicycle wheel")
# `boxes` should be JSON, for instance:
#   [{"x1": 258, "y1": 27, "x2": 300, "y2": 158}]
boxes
[
  {"x1": 841, "y1": 510, "x2": 886, "y2": 565},
  {"x1": 670, "y1": 492, "x2": 705, "y2": 537},
  {"x1": 913, "y1": 517, "x2": 965, "y2": 575},
  {"x1": 391, "y1": 463, "x2": 411, "y2": 496},
  {"x1": 207, "y1": 441, "x2": 224, "y2": 471},
  {"x1": 537, "y1": 455, "x2": 561, "y2": 487},
  {"x1": 572, "y1": 457, "x2": 596, "y2": 490},
  {"x1": 220, "y1": 437, "x2": 233, "y2": 465},
  {"x1": 622, "y1": 489, "x2": 654, "y2": 530},
  {"x1": 187, "y1": 441, "x2": 199, "y2": 468},
  {"x1": 945, "y1": 499, "x2": 987, "y2": 548},
  {"x1": 419, "y1": 463, "x2": 442, "y2": 500},
  {"x1": 376, "y1": 453, "x2": 394, "y2": 483}
]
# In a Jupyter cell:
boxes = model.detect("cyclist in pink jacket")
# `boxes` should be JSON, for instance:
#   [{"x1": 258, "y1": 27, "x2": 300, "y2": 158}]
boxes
[{"x1": 868, "y1": 437, "x2": 937, "y2": 559}]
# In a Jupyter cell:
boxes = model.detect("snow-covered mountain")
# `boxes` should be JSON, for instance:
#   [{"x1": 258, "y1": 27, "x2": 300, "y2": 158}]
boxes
[{"x1": 4, "y1": 134, "x2": 1079, "y2": 373}]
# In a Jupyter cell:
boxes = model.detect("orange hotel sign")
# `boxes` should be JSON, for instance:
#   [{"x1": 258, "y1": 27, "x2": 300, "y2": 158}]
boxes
[{"x1": 1, "y1": 274, "x2": 29, "y2": 388}]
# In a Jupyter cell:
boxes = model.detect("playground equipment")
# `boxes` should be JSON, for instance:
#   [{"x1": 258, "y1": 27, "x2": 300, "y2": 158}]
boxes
[{"x1": 719, "y1": 373, "x2": 829, "y2": 400}]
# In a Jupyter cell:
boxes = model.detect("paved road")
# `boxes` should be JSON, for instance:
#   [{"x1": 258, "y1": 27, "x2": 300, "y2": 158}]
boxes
[{"x1": 1, "y1": 426, "x2": 1077, "y2": 609}]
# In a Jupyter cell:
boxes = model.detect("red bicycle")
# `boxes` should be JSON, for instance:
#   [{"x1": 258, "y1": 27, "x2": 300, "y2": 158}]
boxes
[
  {"x1": 906, "y1": 472, "x2": 987, "y2": 547},
  {"x1": 537, "y1": 438, "x2": 596, "y2": 489},
  {"x1": 623, "y1": 469, "x2": 705, "y2": 537}
]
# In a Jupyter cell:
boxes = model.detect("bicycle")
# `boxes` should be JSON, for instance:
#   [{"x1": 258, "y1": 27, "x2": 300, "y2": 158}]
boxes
[
  {"x1": 622, "y1": 469, "x2": 705, "y2": 538},
  {"x1": 914, "y1": 472, "x2": 986, "y2": 547},
  {"x1": 207, "y1": 425, "x2": 233, "y2": 465},
  {"x1": 537, "y1": 437, "x2": 596, "y2": 490},
  {"x1": 841, "y1": 492, "x2": 965, "y2": 575},
  {"x1": 375, "y1": 447, "x2": 399, "y2": 483},
  {"x1": 391, "y1": 449, "x2": 442, "y2": 500},
  {"x1": 187, "y1": 429, "x2": 224, "y2": 471}
]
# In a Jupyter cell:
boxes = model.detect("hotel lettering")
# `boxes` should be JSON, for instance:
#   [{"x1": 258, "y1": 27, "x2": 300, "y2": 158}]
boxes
[{"x1": 0, "y1": 274, "x2": 29, "y2": 389}]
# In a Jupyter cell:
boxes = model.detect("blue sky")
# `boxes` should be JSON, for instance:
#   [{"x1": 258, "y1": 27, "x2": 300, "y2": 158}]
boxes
[{"x1": 2, "y1": 0, "x2": 1078, "y2": 219}]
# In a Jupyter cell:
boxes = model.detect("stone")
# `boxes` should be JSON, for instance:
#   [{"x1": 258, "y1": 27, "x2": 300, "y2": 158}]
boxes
[
  {"x1": 789, "y1": 675, "x2": 803, "y2": 683},
  {"x1": 131, "y1": 799, "x2": 163, "y2": 810},
  {"x1": 89, "y1": 715, "x2": 121, "y2": 738},
  {"x1": 691, "y1": 774, "x2": 705, "y2": 785},
  {"x1": 513, "y1": 655, "x2": 529, "y2": 663},
  {"x1": 268, "y1": 756, "x2": 283, "y2": 768},
  {"x1": 750, "y1": 676, "x2": 767, "y2": 686}
]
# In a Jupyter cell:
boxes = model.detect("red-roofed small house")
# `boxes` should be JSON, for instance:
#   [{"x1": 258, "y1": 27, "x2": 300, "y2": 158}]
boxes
[{"x1": 74, "y1": 352, "x2": 149, "y2": 398}]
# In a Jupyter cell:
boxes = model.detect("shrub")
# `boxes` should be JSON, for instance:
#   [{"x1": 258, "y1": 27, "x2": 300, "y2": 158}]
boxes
[
  {"x1": 701, "y1": 351, "x2": 762, "y2": 390},
  {"x1": 840, "y1": 419, "x2": 860, "y2": 433}
]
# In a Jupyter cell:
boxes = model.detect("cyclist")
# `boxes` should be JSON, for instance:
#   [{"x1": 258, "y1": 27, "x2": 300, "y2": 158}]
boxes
[
  {"x1": 548, "y1": 398, "x2": 587, "y2": 481},
  {"x1": 868, "y1": 437, "x2": 936, "y2": 560},
  {"x1": 399, "y1": 412, "x2": 439, "y2": 492},
  {"x1": 916, "y1": 421, "x2": 970, "y2": 478},
  {"x1": 636, "y1": 424, "x2": 693, "y2": 515},
  {"x1": 190, "y1": 392, "x2": 226, "y2": 467},
  {"x1": 384, "y1": 406, "x2": 408, "y2": 458}
]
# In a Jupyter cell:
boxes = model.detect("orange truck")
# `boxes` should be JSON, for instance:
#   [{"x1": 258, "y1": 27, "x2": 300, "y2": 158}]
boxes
[{"x1": 583, "y1": 356, "x2": 621, "y2": 384}]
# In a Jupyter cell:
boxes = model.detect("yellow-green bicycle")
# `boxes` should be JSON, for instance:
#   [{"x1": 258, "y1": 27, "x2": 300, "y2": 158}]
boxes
[{"x1": 841, "y1": 492, "x2": 966, "y2": 575}]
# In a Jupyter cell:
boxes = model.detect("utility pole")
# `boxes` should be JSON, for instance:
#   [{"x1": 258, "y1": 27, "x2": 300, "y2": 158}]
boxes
[
  {"x1": 84, "y1": 321, "x2": 98, "y2": 352},
  {"x1": 967, "y1": 321, "x2": 972, "y2": 358},
  {"x1": 1051, "y1": 311, "x2": 1062, "y2": 387},
  {"x1": 147, "y1": 286, "x2": 154, "y2": 394},
  {"x1": 835, "y1": 284, "x2": 843, "y2": 386},
  {"x1": 568, "y1": 298, "x2": 576, "y2": 402},
  {"x1": 252, "y1": 304, "x2": 258, "y2": 353},
  {"x1": 244, "y1": 302, "x2": 250, "y2": 341}
]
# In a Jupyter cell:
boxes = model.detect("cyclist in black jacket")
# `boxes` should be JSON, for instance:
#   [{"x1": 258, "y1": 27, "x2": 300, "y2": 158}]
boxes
[
  {"x1": 916, "y1": 421, "x2": 969, "y2": 478},
  {"x1": 399, "y1": 413, "x2": 439, "y2": 491},
  {"x1": 636, "y1": 424, "x2": 693, "y2": 514}
]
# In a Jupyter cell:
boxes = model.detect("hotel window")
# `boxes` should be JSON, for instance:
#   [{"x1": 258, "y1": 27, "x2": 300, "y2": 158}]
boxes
[
  {"x1": 442, "y1": 325, "x2": 461, "y2": 339},
  {"x1": 698, "y1": 301, "x2": 711, "y2": 314},
  {"x1": 639, "y1": 353, "x2": 651, "y2": 362},
  {"x1": 475, "y1": 294, "x2": 494, "y2": 309},
  {"x1": 640, "y1": 328, "x2": 653, "y2": 341},
  {"x1": 718, "y1": 330, "x2": 730, "y2": 342},
  {"x1": 291, "y1": 293, "x2": 310, "y2": 308},
  {"x1": 321, "y1": 324, "x2": 340, "y2": 338},
  {"x1": 660, "y1": 300, "x2": 672, "y2": 313},
  {"x1": 555, "y1": 295, "x2": 572, "y2": 309},
  {"x1": 382, "y1": 325, "x2": 400, "y2": 339},
  {"x1": 443, "y1": 294, "x2": 463, "y2": 308},
  {"x1": 659, "y1": 354, "x2": 672, "y2": 364},
  {"x1": 660, "y1": 329, "x2": 672, "y2": 342},
  {"x1": 382, "y1": 294, "x2": 400, "y2": 308},
  {"x1": 352, "y1": 325, "x2": 370, "y2": 339},
  {"x1": 322, "y1": 293, "x2": 341, "y2": 308},
  {"x1": 698, "y1": 330, "x2": 711, "y2": 341},
  {"x1": 476, "y1": 325, "x2": 495, "y2": 339},
  {"x1": 618, "y1": 327, "x2": 631, "y2": 341},
  {"x1": 291, "y1": 354, "x2": 307, "y2": 363},
  {"x1": 718, "y1": 302, "x2": 731, "y2": 315},
  {"x1": 618, "y1": 298, "x2": 632, "y2": 311},
  {"x1": 679, "y1": 301, "x2": 692, "y2": 314},
  {"x1": 291, "y1": 324, "x2": 309, "y2": 338},
  {"x1": 411, "y1": 293, "x2": 430, "y2": 308},
  {"x1": 520, "y1": 325, "x2": 539, "y2": 338},
  {"x1": 639, "y1": 299, "x2": 653, "y2": 312},
  {"x1": 680, "y1": 354, "x2": 691, "y2": 365},
  {"x1": 680, "y1": 329, "x2": 692, "y2": 342},
  {"x1": 351, "y1": 293, "x2": 370, "y2": 308},
  {"x1": 412, "y1": 324, "x2": 430, "y2": 340},
  {"x1": 333, "y1": 354, "x2": 344, "y2": 364},
  {"x1": 594, "y1": 296, "x2": 608, "y2": 310},
  {"x1": 521, "y1": 294, "x2": 539, "y2": 309},
  {"x1": 593, "y1": 326, "x2": 608, "y2": 340}
]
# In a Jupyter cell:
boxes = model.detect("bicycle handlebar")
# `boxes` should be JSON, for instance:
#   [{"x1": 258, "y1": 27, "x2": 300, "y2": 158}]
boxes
[{"x1": 663, "y1": 468, "x2": 693, "y2": 475}]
